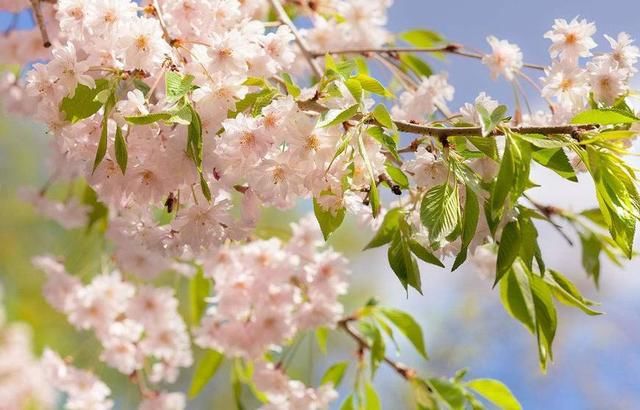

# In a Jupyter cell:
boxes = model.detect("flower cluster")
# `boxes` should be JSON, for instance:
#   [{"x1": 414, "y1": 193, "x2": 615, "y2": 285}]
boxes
[
  {"x1": 33, "y1": 255, "x2": 193, "y2": 385},
  {"x1": 195, "y1": 215, "x2": 349, "y2": 359},
  {"x1": 0, "y1": 286, "x2": 54, "y2": 409}
]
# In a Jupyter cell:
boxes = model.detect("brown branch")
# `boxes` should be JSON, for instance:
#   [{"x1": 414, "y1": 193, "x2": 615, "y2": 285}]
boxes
[
  {"x1": 29, "y1": 0, "x2": 51, "y2": 47},
  {"x1": 268, "y1": 0, "x2": 323, "y2": 78},
  {"x1": 338, "y1": 318, "x2": 417, "y2": 380},
  {"x1": 312, "y1": 44, "x2": 546, "y2": 71},
  {"x1": 524, "y1": 194, "x2": 574, "y2": 246}
]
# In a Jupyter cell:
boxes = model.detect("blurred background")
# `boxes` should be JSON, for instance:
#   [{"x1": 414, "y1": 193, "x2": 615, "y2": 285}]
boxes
[{"x1": 1, "y1": 0, "x2": 640, "y2": 409}]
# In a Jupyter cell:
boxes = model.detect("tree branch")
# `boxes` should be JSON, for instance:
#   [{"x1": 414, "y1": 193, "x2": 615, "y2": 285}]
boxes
[
  {"x1": 29, "y1": 0, "x2": 51, "y2": 47},
  {"x1": 312, "y1": 44, "x2": 546, "y2": 71},
  {"x1": 338, "y1": 318, "x2": 417, "y2": 380},
  {"x1": 268, "y1": 0, "x2": 323, "y2": 78}
]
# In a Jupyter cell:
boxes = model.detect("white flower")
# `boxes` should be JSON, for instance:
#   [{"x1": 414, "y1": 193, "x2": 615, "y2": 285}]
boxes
[
  {"x1": 120, "y1": 17, "x2": 170, "y2": 73},
  {"x1": 541, "y1": 60, "x2": 590, "y2": 111},
  {"x1": 605, "y1": 32, "x2": 640, "y2": 75},
  {"x1": 392, "y1": 74, "x2": 454, "y2": 122},
  {"x1": 482, "y1": 36, "x2": 523, "y2": 80},
  {"x1": 588, "y1": 57, "x2": 628, "y2": 105},
  {"x1": 403, "y1": 146, "x2": 449, "y2": 189},
  {"x1": 544, "y1": 17, "x2": 597, "y2": 62},
  {"x1": 139, "y1": 392, "x2": 186, "y2": 410}
]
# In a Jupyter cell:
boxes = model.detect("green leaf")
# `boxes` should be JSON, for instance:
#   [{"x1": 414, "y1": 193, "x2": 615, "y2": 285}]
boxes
[
  {"x1": 361, "y1": 322, "x2": 385, "y2": 375},
  {"x1": 388, "y1": 229, "x2": 421, "y2": 292},
  {"x1": 92, "y1": 117, "x2": 109, "y2": 173},
  {"x1": 495, "y1": 221, "x2": 521, "y2": 286},
  {"x1": 313, "y1": 197, "x2": 346, "y2": 240},
  {"x1": 490, "y1": 133, "x2": 531, "y2": 221},
  {"x1": 478, "y1": 104, "x2": 508, "y2": 137},
  {"x1": 530, "y1": 274, "x2": 557, "y2": 370},
  {"x1": 420, "y1": 183, "x2": 461, "y2": 241},
  {"x1": 188, "y1": 350, "x2": 224, "y2": 398},
  {"x1": 373, "y1": 104, "x2": 394, "y2": 129},
  {"x1": 340, "y1": 395, "x2": 355, "y2": 410},
  {"x1": 364, "y1": 382, "x2": 382, "y2": 410},
  {"x1": 399, "y1": 53, "x2": 433, "y2": 77},
  {"x1": 380, "y1": 307, "x2": 428, "y2": 359},
  {"x1": 545, "y1": 270, "x2": 602, "y2": 315},
  {"x1": 114, "y1": 125, "x2": 127, "y2": 174},
  {"x1": 385, "y1": 164, "x2": 409, "y2": 188},
  {"x1": 409, "y1": 240, "x2": 444, "y2": 268},
  {"x1": 354, "y1": 74, "x2": 393, "y2": 98},
  {"x1": 365, "y1": 208, "x2": 402, "y2": 249},
  {"x1": 532, "y1": 147, "x2": 577, "y2": 182},
  {"x1": 316, "y1": 327, "x2": 328, "y2": 354},
  {"x1": 125, "y1": 111, "x2": 173, "y2": 125},
  {"x1": 452, "y1": 187, "x2": 479, "y2": 271},
  {"x1": 518, "y1": 133, "x2": 572, "y2": 149},
  {"x1": 344, "y1": 78, "x2": 363, "y2": 102},
  {"x1": 320, "y1": 362, "x2": 349, "y2": 387},
  {"x1": 60, "y1": 79, "x2": 109, "y2": 123},
  {"x1": 400, "y1": 29, "x2": 445, "y2": 48},
  {"x1": 166, "y1": 72, "x2": 196, "y2": 102},
  {"x1": 579, "y1": 232, "x2": 602, "y2": 286},
  {"x1": 189, "y1": 268, "x2": 211, "y2": 325},
  {"x1": 571, "y1": 108, "x2": 638, "y2": 125},
  {"x1": 467, "y1": 379, "x2": 522, "y2": 410},
  {"x1": 280, "y1": 73, "x2": 301, "y2": 98},
  {"x1": 319, "y1": 104, "x2": 360, "y2": 128},
  {"x1": 499, "y1": 262, "x2": 535, "y2": 333},
  {"x1": 357, "y1": 131, "x2": 381, "y2": 218},
  {"x1": 467, "y1": 136, "x2": 499, "y2": 160},
  {"x1": 429, "y1": 378, "x2": 466, "y2": 409},
  {"x1": 412, "y1": 378, "x2": 437, "y2": 409}
]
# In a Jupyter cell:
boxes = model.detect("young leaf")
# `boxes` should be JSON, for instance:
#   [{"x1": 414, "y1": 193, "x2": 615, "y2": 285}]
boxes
[
  {"x1": 188, "y1": 350, "x2": 224, "y2": 398},
  {"x1": 365, "y1": 207, "x2": 403, "y2": 249},
  {"x1": 166, "y1": 72, "x2": 196, "y2": 102},
  {"x1": 495, "y1": 221, "x2": 521, "y2": 286},
  {"x1": 428, "y1": 378, "x2": 467, "y2": 409},
  {"x1": 364, "y1": 382, "x2": 382, "y2": 410},
  {"x1": 125, "y1": 112, "x2": 173, "y2": 125},
  {"x1": 189, "y1": 268, "x2": 211, "y2": 325},
  {"x1": 388, "y1": 229, "x2": 421, "y2": 292},
  {"x1": 380, "y1": 307, "x2": 428, "y2": 359},
  {"x1": 467, "y1": 379, "x2": 522, "y2": 410},
  {"x1": 319, "y1": 104, "x2": 360, "y2": 128},
  {"x1": 571, "y1": 108, "x2": 638, "y2": 125},
  {"x1": 532, "y1": 147, "x2": 577, "y2": 182},
  {"x1": 320, "y1": 361, "x2": 349, "y2": 387},
  {"x1": 452, "y1": 187, "x2": 479, "y2": 271},
  {"x1": 579, "y1": 232, "x2": 602, "y2": 286},
  {"x1": 60, "y1": 79, "x2": 109, "y2": 123},
  {"x1": 420, "y1": 183, "x2": 461, "y2": 242},
  {"x1": 114, "y1": 125, "x2": 127, "y2": 174},
  {"x1": 92, "y1": 117, "x2": 109, "y2": 173},
  {"x1": 354, "y1": 74, "x2": 393, "y2": 98},
  {"x1": 400, "y1": 29, "x2": 445, "y2": 48},
  {"x1": 313, "y1": 197, "x2": 346, "y2": 240},
  {"x1": 545, "y1": 270, "x2": 602, "y2": 315},
  {"x1": 373, "y1": 104, "x2": 394, "y2": 129},
  {"x1": 409, "y1": 240, "x2": 445, "y2": 268}
]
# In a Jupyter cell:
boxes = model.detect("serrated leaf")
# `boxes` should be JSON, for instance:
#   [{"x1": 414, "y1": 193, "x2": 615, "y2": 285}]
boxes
[
  {"x1": 545, "y1": 270, "x2": 601, "y2": 315},
  {"x1": 380, "y1": 307, "x2": 428, "y2": 359},
  {"x1": 452, "y1": 186, "x2": 479, "y2": 271},
  {"x1": 400, "y1": 29, "x2": 445, "y2": 48},
  {"x1": 344, "y1": 78, "x2": 363, "y2": 102},
  {"x1": 92, "y1": 117, "x2": 109, "y2": 173},
  {"x1": 188, "y1": 349, "x2": 224, "y2": 398},
  {"x1": 420, "y1": 183, "x2": 461, "y2": 241},
  {"x1": 571, "y1": 108, "x2": 638, "y2": 125},
  {"x1": 166, "y1": 72, "x2": 196, "y2": 102},
  {"x1": 125, "y1": 111, "x2": 173, "y2": 125},
  {"x1": 373, "y1": 104, "x2": 394, "y2": 129},
  {"x1": 429, "y1": 378, "x2": 466, "y2": 409},
  {"x1": 385, "y1": 164, "x2": 409, "y2": 188},
  {"x1": 532, "y1": 147, "x2": 577, "y2": 182},
  {"x1": 388, "y1": 229, "x2": 420, "y2": 292},
  {"x1": 467, "y1": 379, "x2": 522, "y2": 410}
]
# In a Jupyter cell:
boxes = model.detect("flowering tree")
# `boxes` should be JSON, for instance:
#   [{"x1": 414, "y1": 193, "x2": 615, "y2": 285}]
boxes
[{"x1": 1, "y1": 0, "x2": 639, "y2": 409}]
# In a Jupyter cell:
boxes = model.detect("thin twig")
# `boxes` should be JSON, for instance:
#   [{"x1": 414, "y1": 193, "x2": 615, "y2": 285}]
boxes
[
  {"x1": 338, "y1": 318, "x2": 417, "y2": 380},
  {"x1": 313, "y1": 45, "x2": 546, "y2": 71},
  {"x1": 268, "y1": 0, "x2": 323, "y2": 78},
  {"x1": 524, "y1": 194, "x2": 574, "y2": 246},
  {"x1": 149, "y1": 0, "x2": 173, "y2": 44},
  {"x1": 29, "y1": 0, "x2": 51, "y2": 47}
]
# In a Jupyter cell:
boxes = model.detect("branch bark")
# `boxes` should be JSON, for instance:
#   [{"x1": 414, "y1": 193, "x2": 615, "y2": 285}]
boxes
[{"x1": 338, "y1": 318, "x2": 417, "y2": 380}]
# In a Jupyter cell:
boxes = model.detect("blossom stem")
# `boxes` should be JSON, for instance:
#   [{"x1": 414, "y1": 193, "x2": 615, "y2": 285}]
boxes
[
  {"x1": 29, "y1": 0, "x2": 51, "y2": 47},
  {"x1": 268, "y1": 0, "x2": 323, "y2": 78},
  {"x1": 312, "y1": 45, "x2": 546, "y2": 71},
  {"x1": 338, "y1": 318, "x2": 417, "y2": 381},
  {"x1": 523, "y1": 194, "x2": 574, "y2": 246},
  {"x1": 149, "y1": 0, "x2": 173, "y2": 45}
]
